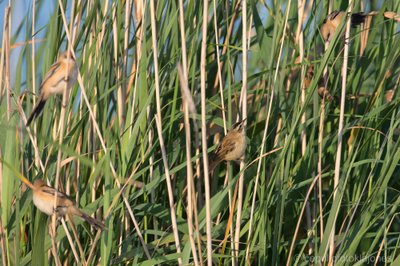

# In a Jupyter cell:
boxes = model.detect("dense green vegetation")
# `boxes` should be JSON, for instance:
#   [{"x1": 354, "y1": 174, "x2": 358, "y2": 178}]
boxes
[{"x1": 1, "y1": 0, "x2": 400, "y2": 265}]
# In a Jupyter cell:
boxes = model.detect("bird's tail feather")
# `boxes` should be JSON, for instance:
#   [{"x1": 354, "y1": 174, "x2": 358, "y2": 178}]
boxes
[
  {"x1": 80, "y1": 212, "x2": 105, "y2": 230},
  {"x1": 26, "y1": 97, "x2": 47, "y2": 126},
  {"x1": 209, "y1": 158, "x2": 222, "y2": 173}
]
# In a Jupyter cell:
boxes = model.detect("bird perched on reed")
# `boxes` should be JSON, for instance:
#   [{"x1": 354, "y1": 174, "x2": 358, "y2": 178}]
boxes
[
  {"x1": 26, "y1": 50, "x2": 78, "y2": 126},
  {"x1": 32, "y1": 179, "x2": 104, "y2": 230},
  {"x1": 209, "y1": 119, "x2": 247, "y2": 172},
  {"x1": 321, "y1": 10, "x2": 367, "y2": 42}
]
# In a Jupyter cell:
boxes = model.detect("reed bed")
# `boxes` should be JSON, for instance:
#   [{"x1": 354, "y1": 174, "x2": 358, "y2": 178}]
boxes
[{"x1": 1, "y1": 0, "x2": 400, "y2": 265}]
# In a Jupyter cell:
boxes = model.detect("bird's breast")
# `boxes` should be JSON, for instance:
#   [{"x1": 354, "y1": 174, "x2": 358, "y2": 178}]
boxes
[
  {"x1": 47, "y1": 64, "x2": 78, "y2": 95},
  {"x1": 33, "y1": 193, "x2": 54, "y2": 216}
]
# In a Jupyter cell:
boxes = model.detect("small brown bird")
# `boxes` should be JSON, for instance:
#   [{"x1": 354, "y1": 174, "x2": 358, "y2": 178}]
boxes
[
  {"x1": 32, "y1": 179, "x2": 104, "y2": 230},
  {"x1": 26, "y1": 51, "x2": 78, "y2": 126},
  {"x1": 209, "y1": 119, "x2": 247, "y2": 172},
  {"x1": 321, "y1": 11, "x2": 366, "y2": 42}
]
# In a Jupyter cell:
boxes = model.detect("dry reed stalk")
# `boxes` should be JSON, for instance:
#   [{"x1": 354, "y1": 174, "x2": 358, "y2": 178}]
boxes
[
  {"x1": 317, "y1": 0, "x2": 334, "y2": 250},
  {"x1": 61, "y1": 218, "x2": 81, "y2": 264},
  {"x1": 177, "y1": 0, "x2": 202, "y2": 262},
  {"x1": 154, "y1": 116, "x2": 182, "y2": 265},
  {"x1": 296, "y1": 0, "x2": 314, "y2": 255},
  {"x1": 126, "y1": 0, "x2": 144, "y2": 97},
  {"x1": 234, "y1": 0, "x2": 248, "y2": 264},
  {"x1": 149, "y1": 0, "x2": 182, "y2": 263},
  {"x1": 328, "y1": 3, "x2": 353, "y2": 264},
  {"x1": 200, "y1": 0, "x2": 212, "y2": 264},
  {"x1": 178, "y1": 63, "x2": 200, "y2": 266},
  {"x1": 58, "y1": 0, "x2": 151, "y2": 259},
  {"x1": 212, "y1": 0, "x2": 227, "y2": 134},
  {"x1": 53, "y1": 3, "x2": 78, "y2": 262},
  {"x1": 30, "y1": 0, "x2": 40, "y2": 170},
  {"x1": 212, "y1": 1, "x2": 241, "y2": 92},
  {"x1": 247, "y1": 0, "x2": 292, "y2": 263}
]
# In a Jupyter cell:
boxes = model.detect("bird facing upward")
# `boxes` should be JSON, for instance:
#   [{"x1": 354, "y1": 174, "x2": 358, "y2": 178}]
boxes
[
  {"x1": 209, "y1": 119, "x2": 247, "y2": 172},
  {"x1": 26, "y1": 51, "x2": 78, "y2": 126},
  {"x1": 32, "y1": 179, "x2": 104, "y2": 230},
  {"x1": 321, "y1": 11, "x2": 367, "y2": 42}
]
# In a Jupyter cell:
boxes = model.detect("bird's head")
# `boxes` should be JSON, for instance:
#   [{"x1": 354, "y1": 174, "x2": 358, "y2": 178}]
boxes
[
  {"x1": 231, "y1": 119, "x2": 246, "y2": 132},
  {"x1": 33, "y1": 179, "x2": 46, "y2": 188},
  {"x1": 59, "y1": 50, "x2": 75, "y2": 63}
]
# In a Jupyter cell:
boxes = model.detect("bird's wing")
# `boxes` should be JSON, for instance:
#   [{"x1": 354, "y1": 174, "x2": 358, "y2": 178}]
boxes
[
  {"x1": 214, "y1": 142, "x2": 223, "y2": 157},
  {"x1": 216, "y1": 138, "x2": 236, "y2": 158},
  {"x1": 41, "y1": 185, "x2": 72, "y2": 202},
  {"x1": 327, "y1": 10, "x2": 343, "y2": 21},
  {"x1": 40, "y1": 61, "x2": 62, "y2": 87}
]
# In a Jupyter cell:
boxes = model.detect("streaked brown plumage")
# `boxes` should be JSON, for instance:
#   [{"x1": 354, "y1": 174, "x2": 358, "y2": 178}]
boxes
[
  {"x1": 209, "y1": 119, "x2": 247, "y2": 171},
  {"x1": 26, "y1": 51, "x2": 78, "y2": 126},
  {"x1": 321, "y1": 11, "x2": 366, "y2": 42},
  {"x1": 32, "y1": 179, "x2": 104, "y2": 230}
]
